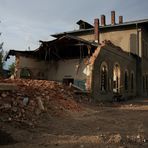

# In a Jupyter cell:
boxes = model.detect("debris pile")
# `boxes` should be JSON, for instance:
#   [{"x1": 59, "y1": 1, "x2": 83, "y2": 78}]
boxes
[{"x1": 0, "y1": 79, "x2": 81, "y2": 127}]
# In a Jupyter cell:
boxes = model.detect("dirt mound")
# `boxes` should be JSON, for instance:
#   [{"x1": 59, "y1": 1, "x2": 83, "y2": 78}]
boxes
[{"x1": 0, "y1": 79, "x2": 81, "y2": 127}]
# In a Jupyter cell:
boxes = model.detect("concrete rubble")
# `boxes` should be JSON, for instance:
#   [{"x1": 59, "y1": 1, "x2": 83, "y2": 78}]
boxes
[{"x1": 0, "y1": 79, "x2": 81, "y2": 127}]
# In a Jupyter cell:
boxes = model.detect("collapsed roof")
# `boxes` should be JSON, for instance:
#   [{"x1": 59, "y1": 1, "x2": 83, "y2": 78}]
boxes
[{"x1": 5, "y1": 35, "x2": 97, "y2": 61}]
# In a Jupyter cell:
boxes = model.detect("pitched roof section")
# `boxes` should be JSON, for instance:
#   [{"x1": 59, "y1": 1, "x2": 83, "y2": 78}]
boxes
[
  {"x1": 76, "y1": 20, "x2": 94, "y2": 29},
  {"x1": 41, "y1": 34, "x2": 98, "y2": 47},
  {"x1": 52, "y1": 18, "x2": 148, "y2": 38}
]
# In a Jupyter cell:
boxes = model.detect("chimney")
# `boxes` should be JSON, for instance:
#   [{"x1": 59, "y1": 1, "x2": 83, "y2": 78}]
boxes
[
  {"x1": 111, "y1": 11, "x2": 116, "y2": 25},
  {"x1": 119, "y1": 16, "x2": 123, "y2": 24},
  {"x1": 94, "y1": 18, "x2": 100, "y2": 43},
  {"x1": 101, "y1": 15, "x2": 106, "y2": 26}
]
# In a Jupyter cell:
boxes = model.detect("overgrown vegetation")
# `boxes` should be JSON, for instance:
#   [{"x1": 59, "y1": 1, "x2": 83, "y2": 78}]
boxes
[
  {"x1": 8, "y1": 62, "x2": 15, "y2": 75},
  {"x1": 0, "y1": 42, "x2": 4, "y2": 77}
]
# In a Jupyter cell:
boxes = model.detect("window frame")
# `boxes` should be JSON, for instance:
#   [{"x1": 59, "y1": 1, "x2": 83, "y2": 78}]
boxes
[{"x1": 100, "y1": 61, "x2": 108, "y2": 92}]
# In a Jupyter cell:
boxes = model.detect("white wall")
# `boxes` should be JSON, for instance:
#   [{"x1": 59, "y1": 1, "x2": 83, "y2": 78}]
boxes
[{"x1": 47, "y1": 59, "x2": 90, "y2": 89}]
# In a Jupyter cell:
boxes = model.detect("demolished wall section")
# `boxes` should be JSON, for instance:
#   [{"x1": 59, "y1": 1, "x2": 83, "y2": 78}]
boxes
[{"x1": 13, "y1": 55, "x2": 94, "y2": 91}]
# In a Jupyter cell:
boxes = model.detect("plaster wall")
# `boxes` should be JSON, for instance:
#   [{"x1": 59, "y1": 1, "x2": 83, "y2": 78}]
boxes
[
  {"x1": 78, "y1": 28, "x2": 142, "y2": 56},
  {"x1": 47, "y1": 59, "x2": 90, "y2": 90},
  {"x1": 15, "y1": 56, "x2": 48, "y2": 79}
]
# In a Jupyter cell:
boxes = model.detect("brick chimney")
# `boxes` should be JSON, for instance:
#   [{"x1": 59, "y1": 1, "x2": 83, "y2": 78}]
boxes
[
  {"x1": 101, "y1": 15, "x2": 106, "y2": 26},
  {"x1": 94, "y1": 18, "x2": 100, "y2": 43},
  {"x1": 111, "y1": 11, "x2": 116, "y2": 25},
  {"x1": 119, "y1": 16, "x2": 123, "y2": 24}
]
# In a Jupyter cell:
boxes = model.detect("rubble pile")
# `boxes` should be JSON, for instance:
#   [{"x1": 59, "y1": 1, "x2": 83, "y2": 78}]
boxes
[{"x1": 0, "y1": 79, "x2": 81, "y2": 127}]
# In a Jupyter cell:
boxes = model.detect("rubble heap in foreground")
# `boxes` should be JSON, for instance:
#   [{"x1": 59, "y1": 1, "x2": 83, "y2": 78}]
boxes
[{"x1": 0, "y1": 79, "x2": 81, "y2": 127}]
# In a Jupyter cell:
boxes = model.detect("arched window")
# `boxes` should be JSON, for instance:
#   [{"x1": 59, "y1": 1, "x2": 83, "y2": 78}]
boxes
[
  {"x1": 146, "y1": 75, "x2": 148, "y2": 91},
  {"x1": 100, "y1": 62, "x2": 108, "y2": 91},
  {"x1": 143, "y1": 74, "x2": 147, "y2": 92},
  {"x1": 131, "y1": 72, "x2": 134, "y2": 91},
  {"x1": 20, "y1": 68, "x2": 32, "y2": 79},
  {"x1": 143, "y1": 75, "x2": 145, "y2": 92},
  {"x1": 113, "y1": 63, "x2": 120, "y2": 93},
  {"x1": 124, "y1": 70, "x2": 128, "y2": 91}
]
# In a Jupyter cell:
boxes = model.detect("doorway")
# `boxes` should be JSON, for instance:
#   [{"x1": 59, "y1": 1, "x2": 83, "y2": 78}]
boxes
[{"x1": 63, "y1": 78, "x2": 74, "y2": 86}]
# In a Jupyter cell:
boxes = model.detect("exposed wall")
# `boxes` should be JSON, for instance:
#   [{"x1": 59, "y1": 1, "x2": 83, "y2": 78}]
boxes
[
  {"x1": 91, "y1": 45, "x2": 137, "y2": 101},
  {"x1": 14, "y1": 55, "x2": 91, "y2": 90},
  {"x1": 15, "y1": 55, "x2": 48, "y2": 79},
  {"x1": 47, "y1": 59, "x2": 90, "y2": 90}
]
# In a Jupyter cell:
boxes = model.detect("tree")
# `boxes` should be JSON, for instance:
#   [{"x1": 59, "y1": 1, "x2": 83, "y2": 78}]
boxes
[
  {"x1": 0, "y1": 20, "x2": 4, "y2": 77},
  {"x1": 0, "y1": 42, "x2": 4, "y2": 77},
  {"x1": 8, "y1": 62, "x2": 15, "y2": 75}
]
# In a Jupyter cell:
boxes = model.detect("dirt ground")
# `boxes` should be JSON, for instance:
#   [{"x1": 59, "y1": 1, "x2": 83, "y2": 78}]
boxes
[{"x1": 0, "y1": 97, "x2": 148, "y2": 148}]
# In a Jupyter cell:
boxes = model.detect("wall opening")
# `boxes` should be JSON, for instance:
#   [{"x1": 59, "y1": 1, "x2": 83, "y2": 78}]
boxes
[
  {"x1": 20, "y1": 68, "x2": 32, "y2": 79},
  {"x1": 131, "y1": 72, "x2": 134, "y2": 92},
  {"x1": 143, "y1": 75, "x2": 145, "y2": 92},
  {"x1": 124, "y1": 70, "x2": 128, "y2": 92},
  {"x1": 100, "y1": 62, "x2": 108, "y2": 92},
  {"x1": 63, "y1": 78, "x2": 74, "y2": 86},
  {"x1": 146, "y1": 75, "x2": 148, "y2": 93},
  {"x1": 113, "y1": 64, "x2": 120, "y2": 93}
]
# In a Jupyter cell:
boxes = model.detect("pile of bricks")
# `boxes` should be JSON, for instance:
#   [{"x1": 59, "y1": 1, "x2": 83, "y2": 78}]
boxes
[{"x1": 0, "y1": 79, "x2": 81, "y2": 127}]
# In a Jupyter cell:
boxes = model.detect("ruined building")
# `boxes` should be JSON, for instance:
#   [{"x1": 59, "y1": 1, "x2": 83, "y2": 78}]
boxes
[{"x1": 6, "y1": 11, "x2": 148, "y2": 101}]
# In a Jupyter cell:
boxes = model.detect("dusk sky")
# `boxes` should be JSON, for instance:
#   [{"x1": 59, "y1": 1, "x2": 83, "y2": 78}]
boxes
[{"x1": 0, "y1": 0, "x2": 148, "y2": 52}]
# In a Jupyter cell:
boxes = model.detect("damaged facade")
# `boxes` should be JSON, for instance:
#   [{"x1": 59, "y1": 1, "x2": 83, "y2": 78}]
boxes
[{"x1": 6, "y1": 11, "x2": 148, "y2": 101}]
